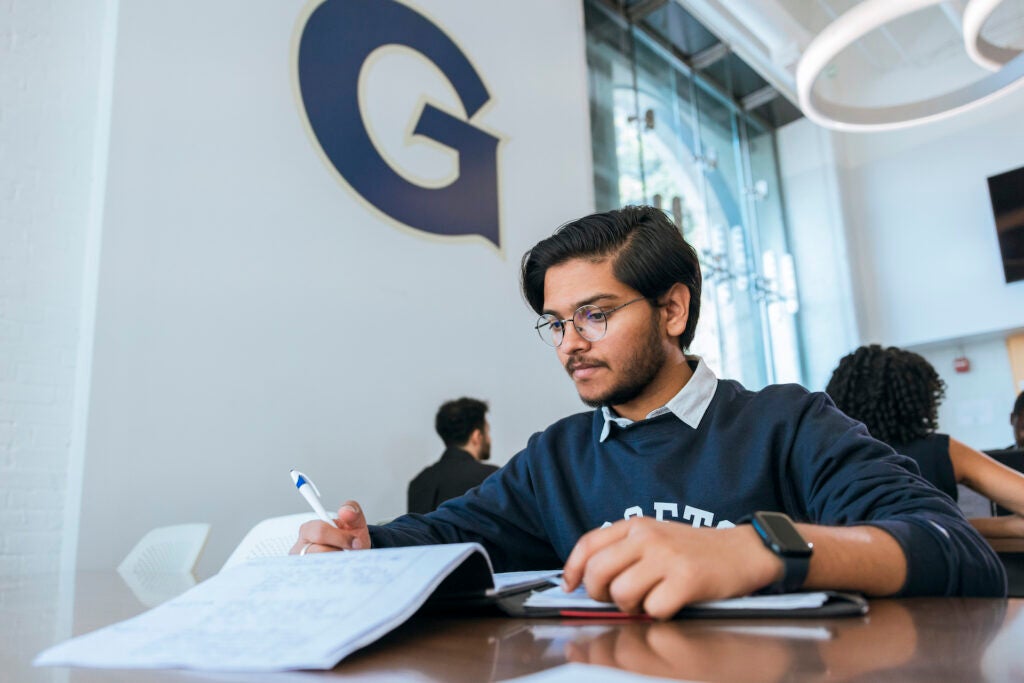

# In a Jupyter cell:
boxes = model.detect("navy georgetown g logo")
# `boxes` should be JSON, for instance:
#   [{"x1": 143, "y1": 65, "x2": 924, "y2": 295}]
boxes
[{"x1": 297, "y1": 0, "x2": 501, "y2": 248}]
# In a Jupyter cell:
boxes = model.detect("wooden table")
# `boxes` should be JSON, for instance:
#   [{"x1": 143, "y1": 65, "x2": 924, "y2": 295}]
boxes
[
  {"x1": 989, "y1": 537, "x2": 1024, "y2": 597},
  {"x1": 989, "y1": 538, "x2": 1024, "y2": 554},
  {"x1": 4, "y1": 571, "x2": 1024, "y2": 682}
]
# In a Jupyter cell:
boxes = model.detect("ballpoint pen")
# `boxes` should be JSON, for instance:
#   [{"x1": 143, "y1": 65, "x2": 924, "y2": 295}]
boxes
[{"x1": 290, "y1": 468, "x2": 339, "y2": 528}]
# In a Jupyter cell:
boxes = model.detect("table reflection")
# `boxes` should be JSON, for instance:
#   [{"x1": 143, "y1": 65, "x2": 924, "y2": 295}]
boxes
[
  {"x1": 510, "y1": 598, "x2": 1008, "y2": 683},
  {"x1": 2, "y1": 571, "x2": 1019, "y2": 683}
]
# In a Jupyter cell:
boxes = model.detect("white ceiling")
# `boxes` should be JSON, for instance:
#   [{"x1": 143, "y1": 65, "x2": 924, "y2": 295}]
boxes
[
  {"x1": 777, "y1": 0, "x2": 1024, "y2": 69},
  {"x1": 676, "y1": 0, "x2": 1024, "y2": 108}
]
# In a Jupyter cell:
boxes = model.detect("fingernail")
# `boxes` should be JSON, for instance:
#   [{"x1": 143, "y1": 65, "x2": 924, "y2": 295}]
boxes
[
  {"x1": 341, "y1": 504, "x2": 358, "y2": 514},
  {"x1": 351, "y1": 538, "x2": 362, "y2": 550}
]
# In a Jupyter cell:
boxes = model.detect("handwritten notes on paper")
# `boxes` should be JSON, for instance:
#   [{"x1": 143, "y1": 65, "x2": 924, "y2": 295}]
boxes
[{"x1": 35, "y1": 543, "x2": 488, "y2": 672}]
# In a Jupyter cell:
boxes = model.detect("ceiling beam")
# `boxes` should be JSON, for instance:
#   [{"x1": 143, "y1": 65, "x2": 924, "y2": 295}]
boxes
[
  {"x1": 672, "y1": 0, "x2": 810, "y2": 104},
  {"x1": 626, "y1": 0, "x2": 669, "y2": 23},
  {"x1": 741, "y1": 84, "x2": 780, "y2": 111},
  {"x1": 692, "y1": 42, "x2": 730, "y2": 69}
]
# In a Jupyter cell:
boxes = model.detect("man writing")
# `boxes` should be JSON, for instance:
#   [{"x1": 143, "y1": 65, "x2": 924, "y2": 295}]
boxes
[
  {"x1": 408, "y1": 398, "x2": 498, "y2": 514},
  {"x1": 294, "y1": 206, "x2": 1004, "y2": 616}
]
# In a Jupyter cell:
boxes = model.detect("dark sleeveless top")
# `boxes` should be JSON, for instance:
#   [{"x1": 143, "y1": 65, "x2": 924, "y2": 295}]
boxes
[{"x1": 894, "y1": 433, "x2": 957, "y2": 501}]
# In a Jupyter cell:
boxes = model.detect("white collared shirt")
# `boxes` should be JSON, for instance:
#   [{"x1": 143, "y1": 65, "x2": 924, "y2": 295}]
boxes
[{"x1": 599, "y1": 356, "x2": 718, "y2": 442}]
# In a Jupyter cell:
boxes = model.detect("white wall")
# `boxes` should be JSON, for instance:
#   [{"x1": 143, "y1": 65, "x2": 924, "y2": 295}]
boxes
[
  {"x1": 835, "y1": 86, "x2": 1024, "y2": 347},
  {"x1": 0, "y1": 0, "x2": 115, "y2": 680},
  {"x1": 77, "y1": 0, "x2": 595, "y2": 576},
  {"x1": 777, "y1": 118, "x2": 859, "y2": 391},
  {"x1": 914, "y1": 337, "x2": 1020, "y2": 451},
  {"x1": 0, "y1": 0, "x2": 113, "y2": 575}
]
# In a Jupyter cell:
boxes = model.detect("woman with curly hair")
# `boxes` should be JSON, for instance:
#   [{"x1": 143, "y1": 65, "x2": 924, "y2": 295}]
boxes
[{"x1": 827, "y1": 344, "x2": 1024, "y2": 538}]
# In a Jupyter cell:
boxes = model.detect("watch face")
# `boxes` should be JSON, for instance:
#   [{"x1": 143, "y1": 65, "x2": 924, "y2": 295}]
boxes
[{"x1": 756, "y1": 512, "x2": 812, "y2": 555}]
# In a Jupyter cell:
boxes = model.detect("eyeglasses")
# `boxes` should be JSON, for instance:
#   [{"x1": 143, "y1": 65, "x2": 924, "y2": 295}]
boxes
[{"x1": 535, "y1": 297, "x2": 647, "y2": 347}]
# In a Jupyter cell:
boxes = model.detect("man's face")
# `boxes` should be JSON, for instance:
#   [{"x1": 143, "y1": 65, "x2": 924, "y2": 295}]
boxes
[
  {"x1": 1013, "y1": 412, "x2": 1024, "y2": 449},
  {"x1": 542, "y1": 258, "x2": 668, "y2": 410}
]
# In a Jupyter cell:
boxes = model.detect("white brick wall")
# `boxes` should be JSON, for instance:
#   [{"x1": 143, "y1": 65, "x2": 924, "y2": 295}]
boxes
[
  {"x1": 0, "y1": 575, "x2": 62, "y2": 682},
  {"x1": 0, "y1": 0, "x2": 111, "y2": 583}
]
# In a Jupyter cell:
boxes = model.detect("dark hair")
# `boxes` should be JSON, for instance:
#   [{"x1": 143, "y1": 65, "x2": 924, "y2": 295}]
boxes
[
  {"x1": 825, "y1": 344, "x2": 946, "y2": 446},
  {"x1": 1014, "y1": 391, "x2": 1024, "y2": 417},
  {"x1": 520, "y1": 206, "x2": 702, "y2": 350},
  {"x1": 435, "y1": 397, "x2": 489, "y2": 448}
]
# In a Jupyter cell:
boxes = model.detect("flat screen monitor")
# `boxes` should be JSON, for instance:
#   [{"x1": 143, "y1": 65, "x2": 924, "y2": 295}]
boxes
[{"x1": 986, "y1": 166, "x2": 1024, "y2": 284}]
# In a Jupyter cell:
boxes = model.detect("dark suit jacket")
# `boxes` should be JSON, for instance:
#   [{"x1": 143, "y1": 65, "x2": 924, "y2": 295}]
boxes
[{"x1": 407, "y1": 447, "x2": 499, "y2": 514}]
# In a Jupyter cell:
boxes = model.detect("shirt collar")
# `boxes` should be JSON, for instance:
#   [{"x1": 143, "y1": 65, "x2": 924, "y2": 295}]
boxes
[
  {"x1": 599, "y1": 356, "x2": 718, "y2": 442},
  {"x1": 441, "y1": 447, "x2": 476, "y2": 462}
]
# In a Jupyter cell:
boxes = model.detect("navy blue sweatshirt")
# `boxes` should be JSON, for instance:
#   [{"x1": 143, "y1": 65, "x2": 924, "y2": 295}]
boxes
[{"x1": 371, "y1": 379, "x2": 1006, "y2": 597}]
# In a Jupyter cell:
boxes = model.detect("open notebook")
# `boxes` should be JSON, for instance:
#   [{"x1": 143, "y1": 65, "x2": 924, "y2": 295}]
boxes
[{"x1": 36, "y1": 543, "x2": 866, "y2": 672}]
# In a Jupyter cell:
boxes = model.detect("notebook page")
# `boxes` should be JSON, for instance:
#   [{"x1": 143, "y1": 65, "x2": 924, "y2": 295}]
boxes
[{"x1": 36, "y1": 543, "x2": 485, "y2": 672}]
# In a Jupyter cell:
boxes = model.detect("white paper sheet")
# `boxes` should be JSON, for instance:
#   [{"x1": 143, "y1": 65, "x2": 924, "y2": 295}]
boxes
[
  {"x1": 35, "y1": 543, "x2": 487, "y2": 672},
  {"x1": 524, "y1": 585, "x2": 830, "y2": 611}
]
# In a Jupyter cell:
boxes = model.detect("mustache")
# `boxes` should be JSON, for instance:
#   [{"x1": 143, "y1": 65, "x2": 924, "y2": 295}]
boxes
[{"x1": 566, "y1": 355, "x2": 608, "y2": 374}]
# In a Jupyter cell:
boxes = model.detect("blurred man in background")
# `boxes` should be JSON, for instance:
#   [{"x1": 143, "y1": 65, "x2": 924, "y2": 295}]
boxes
[{"x1": 408, "y1": 397, "x2": 498, "y2": 514}]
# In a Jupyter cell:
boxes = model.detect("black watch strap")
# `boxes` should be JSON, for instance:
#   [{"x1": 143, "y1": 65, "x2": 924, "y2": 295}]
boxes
[
  {"x1": 752, "y1": 511, "x2": 813, "y2": 594},
  {"x1": 777, "y1": 551, "x2": 811, "y2": 593}
]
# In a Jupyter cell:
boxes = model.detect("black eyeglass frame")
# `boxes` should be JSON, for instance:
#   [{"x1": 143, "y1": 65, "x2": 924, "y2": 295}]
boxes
[{"x1": 534, "y1": 296, "x2": 648, "y2": 347}]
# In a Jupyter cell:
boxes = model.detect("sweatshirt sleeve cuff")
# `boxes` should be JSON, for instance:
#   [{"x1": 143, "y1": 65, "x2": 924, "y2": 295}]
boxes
[{"x1": 863, "y1": 518, "x2": 951, "y2": 596}]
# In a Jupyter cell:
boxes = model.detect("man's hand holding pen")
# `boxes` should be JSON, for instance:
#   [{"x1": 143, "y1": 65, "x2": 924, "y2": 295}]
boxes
[
  {"x1": 291, "y1": 501, "x2": 373, "y2": 555},
  {"x1": 289, "y1": 469, "x2": 372, "y2": 555}
]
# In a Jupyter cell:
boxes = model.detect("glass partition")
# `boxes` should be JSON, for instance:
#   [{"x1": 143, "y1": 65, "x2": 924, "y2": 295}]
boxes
[
  {"x1": 743, "y1": 119, "x2": 802, "y2": 384},
  {"x1": 584, "y1": 1, "x2": 802, "y2": 389}
]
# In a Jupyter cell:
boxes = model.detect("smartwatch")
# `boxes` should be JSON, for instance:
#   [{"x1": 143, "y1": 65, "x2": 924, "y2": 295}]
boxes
[{"x1": 751, "y1": 511, "x2": 813, "y2": 593}]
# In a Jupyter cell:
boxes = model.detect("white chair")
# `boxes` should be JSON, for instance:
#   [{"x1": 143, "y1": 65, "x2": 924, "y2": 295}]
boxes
[
  {"x1": 118, "y1": 522, "x2": 211, "y2": 575},
  {"x1": 220, "y1": 512, "x2": 318, "y2": 572},
  {"x1": 117, "y1": 523, "x2": 211, "y2": 607}
]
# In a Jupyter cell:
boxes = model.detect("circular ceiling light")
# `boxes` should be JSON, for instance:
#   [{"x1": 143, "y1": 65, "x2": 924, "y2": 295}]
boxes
[
  {"x1": 963, "y1": 0, "x2": 1023, "y2": 71},
  {"x1": 796, "y1": 0, "x2": 1024, "y2": 132}
]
